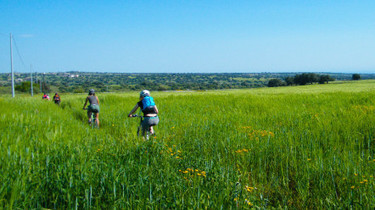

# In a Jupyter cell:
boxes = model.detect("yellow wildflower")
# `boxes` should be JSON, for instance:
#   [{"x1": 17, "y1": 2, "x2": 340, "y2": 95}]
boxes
[
  {"x1": 351, "y1": 186, "x2": 355, "y2": 189},
  {"x1": 245, "y1": 185, "x2": 255, "y2": 192},
  {"x1": 245, "y1": 199, "x2": 253, "y2": 206}
]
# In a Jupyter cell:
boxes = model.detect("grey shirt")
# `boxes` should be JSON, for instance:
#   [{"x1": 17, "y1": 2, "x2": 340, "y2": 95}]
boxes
[{"x1": 88, "y1": 95, "x2": 98, "y2": 105}]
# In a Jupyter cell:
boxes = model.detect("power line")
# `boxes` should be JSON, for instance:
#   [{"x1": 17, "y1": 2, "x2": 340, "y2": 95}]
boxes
[
  {"x1": 11, "y1": 35, "x2": 26, "y2": 69},
  {"x1": 10, "y1": 33, "x2": 15, "y2": 97}
]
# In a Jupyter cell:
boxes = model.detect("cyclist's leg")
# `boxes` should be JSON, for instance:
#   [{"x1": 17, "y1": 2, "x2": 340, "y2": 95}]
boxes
[{"x1": 94, "y1": 112, "x2": 99, "y2": 127}]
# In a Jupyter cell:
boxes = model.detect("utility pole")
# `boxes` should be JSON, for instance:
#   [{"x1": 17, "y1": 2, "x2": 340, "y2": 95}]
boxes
[
  {"x1": 43, "y1": 72, "x2": 45, "y2": 93},
  {"x1": 10, "y1": 33, "x2": 15, "y2": 98},
  {"x1": 30, "y1": 64, "x2": 33, "y2": 96},
  {"x1": 40, "y1": 72, "x2": 42, "y2": 93}
]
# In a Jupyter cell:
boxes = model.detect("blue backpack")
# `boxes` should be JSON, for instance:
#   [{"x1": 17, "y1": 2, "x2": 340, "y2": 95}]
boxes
[{"x1": 142, "y1": 96, "x2": 156, "y2": 114}]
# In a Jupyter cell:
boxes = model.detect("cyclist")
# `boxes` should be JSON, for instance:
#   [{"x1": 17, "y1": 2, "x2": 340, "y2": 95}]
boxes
[
  {"x1": 128, "y1": 90, "x2": 159, "y2": 136},
  {"x1": 42, "y1": 93, "x2": 50, "y2": 100},
  {"x1": 82, "y1": 89, "x2": 100, "y2": 127},
  {"x1": 53, "y1": 92, "x2": 61, "y2": 105}
]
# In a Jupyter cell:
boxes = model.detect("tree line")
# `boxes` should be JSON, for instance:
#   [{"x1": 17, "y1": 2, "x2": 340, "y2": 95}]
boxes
[
  {"x1": 268, "y1": 73, "x2": 337, "y2": 87},
  {"x1": 0, "y1": 72, "x2": 369, "y2": 94}
]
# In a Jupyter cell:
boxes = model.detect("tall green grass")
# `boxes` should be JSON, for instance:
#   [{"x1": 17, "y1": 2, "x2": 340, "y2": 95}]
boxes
[{"x1": 1, "y1": 80, "x2": 375, "y2": 208}]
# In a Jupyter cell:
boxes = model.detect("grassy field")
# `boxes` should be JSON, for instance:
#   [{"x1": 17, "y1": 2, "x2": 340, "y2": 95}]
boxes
[{"x1": 1, "y1": 80, "x2": 375, "y2": 208}]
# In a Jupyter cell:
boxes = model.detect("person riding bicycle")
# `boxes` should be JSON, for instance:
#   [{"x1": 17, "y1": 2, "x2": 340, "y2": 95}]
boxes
[
  {"x1": 42, "y1": 93, "x2": 50, "y2": 100},
  {"x1": 53, "y1": 92, "x2": 61, "y2": 105},
  {"x1": 128, "y1": 90, "x2": 159, "y2": 136},
  {"x1": 83, "y1": 89, "x2": 100, "y2": 127}
]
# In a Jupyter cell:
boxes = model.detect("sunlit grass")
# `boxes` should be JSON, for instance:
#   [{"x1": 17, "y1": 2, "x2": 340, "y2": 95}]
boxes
[{"x1": 0, "y1": 80, "x2": 375, "y2": 208}]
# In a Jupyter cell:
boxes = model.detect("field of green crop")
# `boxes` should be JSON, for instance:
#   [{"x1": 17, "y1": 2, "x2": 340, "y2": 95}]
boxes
[{"x1": 1, "y1": 80, "x2": 375, "y2": 208}]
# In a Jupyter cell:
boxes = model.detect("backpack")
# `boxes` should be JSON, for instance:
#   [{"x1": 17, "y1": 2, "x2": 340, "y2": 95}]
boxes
[{"x1": 141, "y1": 96, "x2": 156, "y2": 114}]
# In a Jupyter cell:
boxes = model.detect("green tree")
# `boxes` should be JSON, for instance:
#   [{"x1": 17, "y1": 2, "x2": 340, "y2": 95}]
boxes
[
  {"x1": 352, "y1": 74, "x2": 360, "y2": 80},
  {"x1": 318, "y1": 75, "x2": 334, "y2": 84},
  {"x1": 268, "y1": 79, "x2": 284, "y2": 87},
  {"x1": 284, "y1": 77, "x2": 294, "y2": 86},
  {"x1": 15, "y1": 81, "x2": 40, "y2": 93}
]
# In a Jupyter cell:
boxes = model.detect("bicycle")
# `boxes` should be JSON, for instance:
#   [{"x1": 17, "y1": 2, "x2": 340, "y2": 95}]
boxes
[
  {"x1": 84, "y1": 108, "x2": 99, "y2": 129},
  {"x1": 131, "y1": 114, "x2": 154, "y2": 140}
]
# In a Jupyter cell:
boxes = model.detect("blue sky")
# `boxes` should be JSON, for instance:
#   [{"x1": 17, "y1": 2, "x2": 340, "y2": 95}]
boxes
[{"x1": 1, "y1": 0, "x2": 375, "y2": 73}]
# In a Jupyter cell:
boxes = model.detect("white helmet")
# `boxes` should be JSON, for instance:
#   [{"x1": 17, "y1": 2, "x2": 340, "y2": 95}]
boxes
[{"x1": 140, "y1": 90, "x2": 150, "y2": 97}]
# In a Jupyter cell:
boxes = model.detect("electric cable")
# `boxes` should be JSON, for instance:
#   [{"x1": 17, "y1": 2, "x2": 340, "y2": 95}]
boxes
[{"x1": 12, "y1": 36, "x2": 26, "y2": 67}]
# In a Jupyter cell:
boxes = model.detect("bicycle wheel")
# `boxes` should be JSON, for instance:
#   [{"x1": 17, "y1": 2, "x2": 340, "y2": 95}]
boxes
[
  {"x1": 93, "y1": 117, "x2": 99, "y2": 129},
  {"x1": 91, "y1": 113, "x2": 97, "y2": 129},
  {"x1": 145, "y1": 130, "x2": 150, "y2": 140},
  {"x1": 137, "y1": 126, "x2": 141, "y2": 136},
  {"x1": 91, "y1": 117, "x2": 95, "y2": 129}
]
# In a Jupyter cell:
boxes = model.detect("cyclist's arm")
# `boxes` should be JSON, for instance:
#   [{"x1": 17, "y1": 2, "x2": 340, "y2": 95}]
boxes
[
  {"x1": 83, "y1": 97, "x2": 88, "y2": 109},
  {"x1": 154, "y1": 105, "x2": 159, "y2": 114},
  {"x1": 96, "y1": 96, "x2": 99, "y2": 105},
  {"x1": 128, "y1": 104, "x2": 139, "y2": 117}
]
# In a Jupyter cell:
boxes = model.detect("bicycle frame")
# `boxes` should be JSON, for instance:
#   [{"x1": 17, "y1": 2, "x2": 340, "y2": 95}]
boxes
[
  {"x1": 84, "y1": 108, "x2": 99, "y2": 129},
  {"x1": 91, "y1": 112, "x2": 98, "y2": 129},
  {"x1": 131, "y1": 114, "x2": 151, "y2": 140}
]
